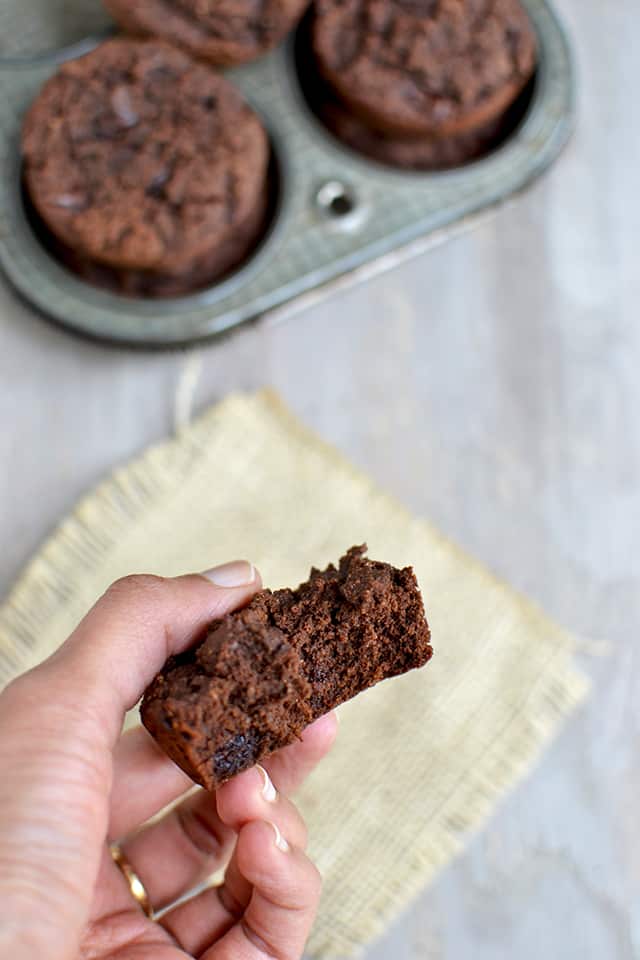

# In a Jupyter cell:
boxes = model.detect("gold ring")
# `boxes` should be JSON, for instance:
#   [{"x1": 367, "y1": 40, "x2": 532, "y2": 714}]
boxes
[{"x1": 110, "y1": 844, "x2": 154, "y2": 918}]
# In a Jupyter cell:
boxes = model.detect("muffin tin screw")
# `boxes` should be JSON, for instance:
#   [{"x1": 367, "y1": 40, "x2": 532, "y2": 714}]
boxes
[{"x1": 315, "y1": 180, "x2": 357, "y2": 219}]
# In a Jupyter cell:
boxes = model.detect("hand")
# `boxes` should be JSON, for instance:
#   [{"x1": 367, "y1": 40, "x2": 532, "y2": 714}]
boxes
[{"x1": 0, "y1": 564, "x2": 337, "y2": 960}]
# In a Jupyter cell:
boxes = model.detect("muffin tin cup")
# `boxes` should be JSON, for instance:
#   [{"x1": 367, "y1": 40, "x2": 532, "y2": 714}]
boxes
[{"x1": 0, "y1": 0, "x2": 574, "y2": 347}]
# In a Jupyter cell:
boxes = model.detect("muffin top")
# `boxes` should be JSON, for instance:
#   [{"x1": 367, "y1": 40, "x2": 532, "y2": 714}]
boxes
[
  {"x1": 313, "y1": 0, "x2": 537, "y2": 137},
  {"x1": 22, "y1": 38, "x2": 268, "y2": 272}
]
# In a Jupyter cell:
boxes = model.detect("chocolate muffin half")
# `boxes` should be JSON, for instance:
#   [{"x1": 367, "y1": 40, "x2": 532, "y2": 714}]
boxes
[
  {"x1": 21, "y1": 38, "x2": 269, "y2": 297},
  {"x1": 142, "y1": 546, "x2": 433, "y2": 790}
]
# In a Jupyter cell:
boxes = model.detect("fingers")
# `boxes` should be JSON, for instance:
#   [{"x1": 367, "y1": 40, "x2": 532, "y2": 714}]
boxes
[
  {"x1": 216, "y1": 765, "x2": 308, "y2": 846},
  {"x1": 163, "y1": 820, "x2": 321, "y2": 960},
  {"x1": 162, "y1": 740, "x2": 336, "y2": 956},
  {"x1": 206, "y1": 821, "x2": 322, "y2": 960},
  {"x1": 120, "y1": 758, "x2": 310, "y2": 917},
  {"x1": 109, "y1": 727, "x2": 193, "y2": 839},
  {"x1": 120, "y1": 789, "x2": 235, "y2": 910}
]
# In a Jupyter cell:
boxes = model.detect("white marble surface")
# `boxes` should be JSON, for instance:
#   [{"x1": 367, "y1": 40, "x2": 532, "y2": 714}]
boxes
[{"x1": 1, "y1": 0, "x2": 638, "y2": 956}]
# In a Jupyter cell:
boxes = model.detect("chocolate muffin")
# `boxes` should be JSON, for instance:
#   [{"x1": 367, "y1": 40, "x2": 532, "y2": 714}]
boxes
[
  {"x1": 21, "y1": 38, "x2": 269, "y2": 297},
  {"x1": 105, "y1": 0, "x2": 311, "y2": 67},
  {"x1": 310, "y1": 0, "x2": 537, "y2": 169},
  {"x1": 142, "y1": 546, "x2": 433, "y2": 790}
]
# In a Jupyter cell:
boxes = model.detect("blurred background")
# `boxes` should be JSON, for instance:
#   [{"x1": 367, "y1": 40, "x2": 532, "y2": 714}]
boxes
[{"x1": 1, "y1": 0, "x2": 638, "y2": 957}]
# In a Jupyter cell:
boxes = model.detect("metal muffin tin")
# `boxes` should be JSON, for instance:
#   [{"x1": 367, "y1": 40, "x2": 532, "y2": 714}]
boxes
[{"x1": 0, "y1": 0, "x2": 574, "y2": 346}]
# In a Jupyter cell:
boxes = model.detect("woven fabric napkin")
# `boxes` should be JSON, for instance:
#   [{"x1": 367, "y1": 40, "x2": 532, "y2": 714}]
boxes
[{"x1": 0, "y1": 391, "x2": 588, "y2": 959}]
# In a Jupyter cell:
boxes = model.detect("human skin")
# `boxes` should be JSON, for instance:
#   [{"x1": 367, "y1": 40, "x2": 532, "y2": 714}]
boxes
[{"x1": 0, "y1": 561, "x2": 338, "y2": 960}]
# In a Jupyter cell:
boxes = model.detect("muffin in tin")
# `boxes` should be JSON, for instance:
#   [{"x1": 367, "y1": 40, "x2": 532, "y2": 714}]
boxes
[
  {"x1": 311, "y1": 0, "x2": 537, "y2": 170},
  {"x1": 105, "y1": 0, "x2": 312, "y2": 67},
  {"x1": 21, "y1": 38, "x2": 270, "y2": 297}
]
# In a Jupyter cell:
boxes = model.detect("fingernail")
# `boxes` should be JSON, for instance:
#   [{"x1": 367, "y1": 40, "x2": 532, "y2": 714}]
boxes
[
  {"x1": 269, "y1": 821, "x2": 290, "y2": 852},
  {"x1": 257, "y1": 765, "x2": 277, "y2": 803},
  {"x1": 201, "y1": 561, "x2": 256, "y2": 588}
]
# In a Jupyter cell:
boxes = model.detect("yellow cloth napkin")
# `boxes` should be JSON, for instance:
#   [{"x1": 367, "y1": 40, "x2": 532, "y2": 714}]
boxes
[{"x1": 0, "y1": 391, "x2": 588, "y2": 959}]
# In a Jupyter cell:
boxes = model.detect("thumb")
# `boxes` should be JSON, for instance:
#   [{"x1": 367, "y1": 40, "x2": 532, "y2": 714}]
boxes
[{"x1": 0, "y1": 561, "x2": 259, "y2": 960}]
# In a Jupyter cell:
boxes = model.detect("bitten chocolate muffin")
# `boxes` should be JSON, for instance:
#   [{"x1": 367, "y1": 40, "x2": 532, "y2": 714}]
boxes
[
  {"x1": 105, "y1": 0, "x2": 311, "y2": 67},
  {"x1": 21, "y1": 38, "x2": 269, "y2": 297},
  {"x1": 310, "y1": 0, "x2": 536, "y2": 169},
  {"x1": 142, "y1": 546, "x2": 432, "y2": 790}
]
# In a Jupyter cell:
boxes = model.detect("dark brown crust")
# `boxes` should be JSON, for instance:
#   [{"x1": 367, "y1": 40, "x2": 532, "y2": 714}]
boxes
[
  {"x1": 105, "y1": 0, "x2": 311, "y2": 67},
  {"x1": 21, "y1": 38, "x2": 268, "y2": 290},
  {"x1": 312, "y1": 0, "x2": 537, "y2": 138},
  {"x1": 142, "y1": 546, "x2": 433, "y2": 790}
]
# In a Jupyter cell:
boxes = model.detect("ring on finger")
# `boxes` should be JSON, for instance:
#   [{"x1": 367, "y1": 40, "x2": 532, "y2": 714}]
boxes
[{"x1": 110, "y1": 843, "x2": 154, "y2": 919}]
